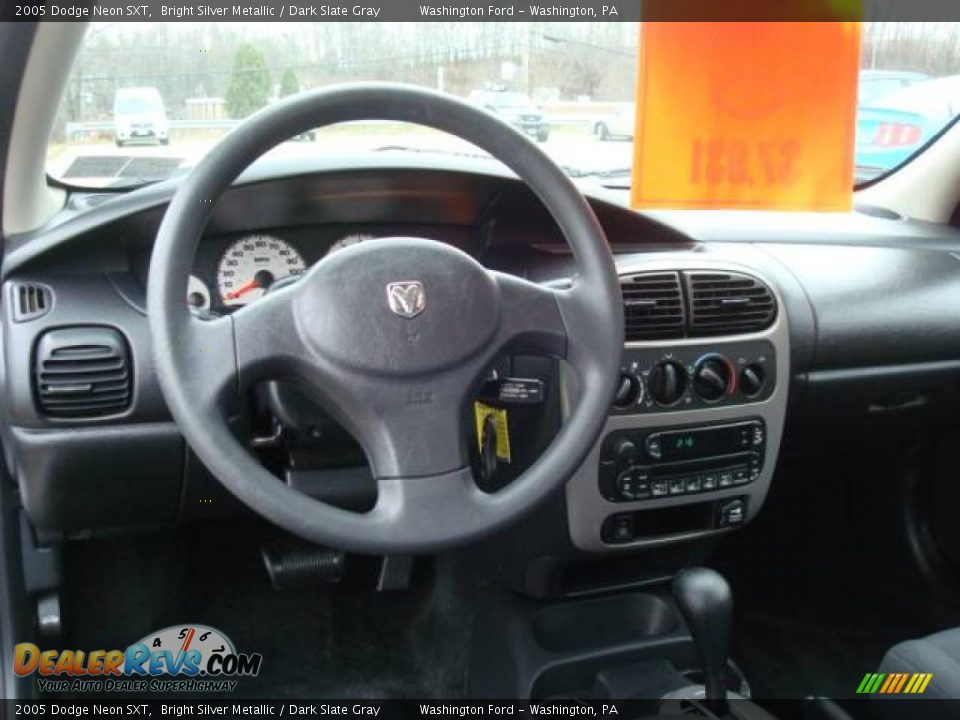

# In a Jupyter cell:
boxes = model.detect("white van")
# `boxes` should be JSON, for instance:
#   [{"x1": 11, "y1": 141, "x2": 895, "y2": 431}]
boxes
[{"x1": 113, "y1": 87, "x2": 169, "y2": 147}]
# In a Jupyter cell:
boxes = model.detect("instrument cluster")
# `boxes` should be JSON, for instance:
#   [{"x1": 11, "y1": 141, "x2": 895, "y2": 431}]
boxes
[{"x1": 186, "y1": 229, "x2": 383, "y2": 314}]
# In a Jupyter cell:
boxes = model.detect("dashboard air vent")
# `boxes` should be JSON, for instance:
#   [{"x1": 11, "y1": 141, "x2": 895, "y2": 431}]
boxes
[
  {"x1": 34, "y1": 327, "x2": 132, "y2": 418},
  {"x1": 11, "y1": 283, "x2": 52, "y2": 322},
  {"x1": 620, "y1": 271, "x2": 685, "y2": 341},
  {"x1": 685, "y1": 271, "x2": 776, "y2": 336}
]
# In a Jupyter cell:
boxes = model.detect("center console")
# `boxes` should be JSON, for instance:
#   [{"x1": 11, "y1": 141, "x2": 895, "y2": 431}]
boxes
[{"x1": 566, "y1": 261, "x2": 789, "y2": 551}]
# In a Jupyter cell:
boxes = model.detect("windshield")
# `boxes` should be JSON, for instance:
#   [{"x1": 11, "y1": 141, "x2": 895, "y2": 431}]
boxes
[
  {"x1": 47, "y1": 21, "x2": 960, "y2": 192},
  {"x1": 115, "y1": 96, "x2": 162, "y2": 115}
]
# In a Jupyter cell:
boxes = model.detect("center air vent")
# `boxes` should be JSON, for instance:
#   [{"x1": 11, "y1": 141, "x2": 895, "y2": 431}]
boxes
[
  {"x1": 34, "y1": 327, "x2": 132, "y2": 418},
  {"x1": 686, "y1": 271, "x2": 776, "y2": 337},
  {"x1": 620, "y1": 271, "x2": 685, "y2": 341}
]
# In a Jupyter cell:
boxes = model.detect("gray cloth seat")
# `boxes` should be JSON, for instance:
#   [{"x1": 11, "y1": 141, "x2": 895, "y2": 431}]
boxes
[{"x1": 876, "y1": 628, "x2": 960, "y2": 717}]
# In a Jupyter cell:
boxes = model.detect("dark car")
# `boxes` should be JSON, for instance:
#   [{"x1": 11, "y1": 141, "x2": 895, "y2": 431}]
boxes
[{"x1": 467, "y1": 89, "x2": 551, "y2": 142}]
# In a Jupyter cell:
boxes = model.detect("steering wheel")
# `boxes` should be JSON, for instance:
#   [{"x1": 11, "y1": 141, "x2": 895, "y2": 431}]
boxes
[{"x1": 148, "y1": 84, "x2": 623, "y2": 554}]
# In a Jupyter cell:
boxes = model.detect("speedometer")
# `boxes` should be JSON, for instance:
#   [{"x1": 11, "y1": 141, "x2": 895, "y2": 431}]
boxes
[{"x1": 217, "y1": 235, "x2": 306, "y2": 307}]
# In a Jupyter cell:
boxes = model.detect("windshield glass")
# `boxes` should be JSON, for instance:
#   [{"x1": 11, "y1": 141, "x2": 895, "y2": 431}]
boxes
[
  {"x1": 47, "y1": 21, "x2": 960, "y2": 191},
  {"x1": 116, "y1": 96, "x2": 162, "y2": 115}
]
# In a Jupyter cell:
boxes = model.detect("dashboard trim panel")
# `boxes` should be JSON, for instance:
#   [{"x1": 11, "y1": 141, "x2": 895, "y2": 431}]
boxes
[{"x1": 565, "y1": 258, "x2": 790, "y2": 552}]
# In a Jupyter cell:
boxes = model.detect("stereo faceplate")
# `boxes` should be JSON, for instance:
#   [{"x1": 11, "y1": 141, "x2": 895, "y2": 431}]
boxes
[{"x1": 598, "y1": 420, "x2": 766, "y2": 504}]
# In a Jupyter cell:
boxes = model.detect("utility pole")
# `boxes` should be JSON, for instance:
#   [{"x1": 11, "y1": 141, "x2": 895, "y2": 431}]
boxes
[{"x1": 521, "y1": 24, "x2": 533, "y2": 95}]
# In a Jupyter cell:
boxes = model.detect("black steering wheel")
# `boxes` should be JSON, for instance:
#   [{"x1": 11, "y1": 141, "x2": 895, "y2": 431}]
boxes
[{"x1": 148, "y1": 84, "x2": 623, "y2": 554}]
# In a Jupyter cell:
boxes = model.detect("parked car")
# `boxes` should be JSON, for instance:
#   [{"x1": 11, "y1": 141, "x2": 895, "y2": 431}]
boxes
[
  {"x1": 858, "y1": 69, "x2": 929, "y2": 106},
  {"x1": 593, "y1": 103, "x2": 635, "y2": 140},
  {"x1": 113, "y1": 87, "x2": 169, "y2": 147},
  {"x1": 467, "y1": 89, "x2": 550, "y2": 142},
  {"x1": 856, "y1": 74, "x2": 960, "y2": 177}
]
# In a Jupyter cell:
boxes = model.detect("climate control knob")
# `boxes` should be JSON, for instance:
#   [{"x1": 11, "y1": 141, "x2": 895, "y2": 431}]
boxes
[
  {"x1": 693, "y1": 355, "x2": 734, "y2": 402},
  {"x1": 613, "y1": 372, "x2": 642, "y2": 408},
  {"x1": 648, "y1": 361, "x2": 688, "y2": 406},
  {"x1": 740, "y1": 364, "x2": 766, "y2": 397}
]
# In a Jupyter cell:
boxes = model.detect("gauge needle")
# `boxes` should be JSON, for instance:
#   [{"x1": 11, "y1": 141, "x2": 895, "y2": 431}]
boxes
[{"x1": 225, "y1": 278, "x2": 259, "y2": 300}]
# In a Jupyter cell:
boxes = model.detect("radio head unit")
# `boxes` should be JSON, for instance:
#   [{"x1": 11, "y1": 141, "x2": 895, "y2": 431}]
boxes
[{"x1": 598, "y1": 420, "x2": 766, "y2": 505}]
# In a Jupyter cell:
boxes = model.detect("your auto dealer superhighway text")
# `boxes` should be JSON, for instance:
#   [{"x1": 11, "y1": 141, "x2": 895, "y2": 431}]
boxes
[{"x1": 160, "y1": 4, "x2": 381, "y2": 17}]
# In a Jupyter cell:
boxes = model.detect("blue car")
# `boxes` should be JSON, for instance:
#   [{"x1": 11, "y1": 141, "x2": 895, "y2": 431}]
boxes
[
  {"x1": 855, "y1": 73, "x2": 960, "y2": 180},
  {"x1": 857, "y1": 69, "x2": 929, "y2": 105}
]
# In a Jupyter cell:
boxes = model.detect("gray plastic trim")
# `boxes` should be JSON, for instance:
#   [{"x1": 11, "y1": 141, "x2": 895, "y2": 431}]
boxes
[{"x1": 565, "y1": 257, "x2": 790, "y2": 552}]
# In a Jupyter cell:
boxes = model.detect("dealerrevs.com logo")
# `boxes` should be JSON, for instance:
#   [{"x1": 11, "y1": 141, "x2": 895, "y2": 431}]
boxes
[{"x1": 13, "y1": 624, "x2": 263, "y2": 694}]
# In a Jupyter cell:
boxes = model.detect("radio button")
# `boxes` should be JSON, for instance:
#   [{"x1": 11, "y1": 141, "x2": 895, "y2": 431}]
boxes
[
  {"x1": 612, "y1": 438, "x2": 640, "y2": 465},
  {"x1": 608, "y1": 515, "x2": 635, "y2": 543},
  {"x1": 702, "y1": 473, "x2": 719, "y2": 490},
  {"x1": 718, "y1": 499, "x2": 746, "y2": 527},
  {"x1": 686, "y1": 476, "x2": 703, "y2": 493},
  {"x1": 645, "y1": 435, "x2": 663, "y2": 460},
  {"x1": 719, "y1": 471, "x2": 735, "y2": 487},
  {"x1": 651, "y1": 479, "x2": 670, "y2": 497},
  {"x1": 616, "y1": 467, "x2": 651, "y2": 500},
  {"x1": 733, "y1": 467, "x2": 750, "y2": 484},
  {"x1": 669, "y1": 477, "x2": 686, "y2": 495}
]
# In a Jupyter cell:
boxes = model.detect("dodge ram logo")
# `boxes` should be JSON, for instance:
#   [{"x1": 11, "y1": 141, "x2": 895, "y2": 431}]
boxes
[{"x1": 386, "y1": 281, "x2": 426, "y2": 318}]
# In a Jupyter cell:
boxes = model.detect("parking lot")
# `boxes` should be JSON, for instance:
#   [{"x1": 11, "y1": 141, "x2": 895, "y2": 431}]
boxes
[{"x1": 47, "y1": 124, "x2": 636, "y2": 186}]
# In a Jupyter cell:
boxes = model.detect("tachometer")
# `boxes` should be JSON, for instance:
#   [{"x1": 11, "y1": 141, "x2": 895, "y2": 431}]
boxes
[
  {"x1": 327, "y1": 233, "x2": 375, "y2": 255},
  {"x1": 217, "y1": 235, "x2": 306, "y2": 306}
]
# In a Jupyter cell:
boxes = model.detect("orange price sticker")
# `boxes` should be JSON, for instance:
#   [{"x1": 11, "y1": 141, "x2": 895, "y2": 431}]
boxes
[{"x1": 630, "y1": 22, "x2": 861, "y2": 211}]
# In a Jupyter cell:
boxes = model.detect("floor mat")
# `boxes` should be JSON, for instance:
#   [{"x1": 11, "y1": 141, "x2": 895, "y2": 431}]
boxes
[{"x1": 60, "y1": 522, "x2": 474, "y2": 699}]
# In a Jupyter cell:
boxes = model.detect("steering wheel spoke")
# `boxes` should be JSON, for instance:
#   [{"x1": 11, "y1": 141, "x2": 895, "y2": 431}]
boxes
[
  {"x1": 357, "y1": 374, "x2": 476, "y2": 480},
  {"x1": 173, "y1": 313, "x2": 239, "y2": 414},
  {"x1": 371, "y1": 469, "x2": 487, "y2": 541},
  {"x1": 231, "y1": 283, "x2": 307, "y2": 385},
  {"x1": 488, "y1": 271, "x2": 570, "y2": 361}
]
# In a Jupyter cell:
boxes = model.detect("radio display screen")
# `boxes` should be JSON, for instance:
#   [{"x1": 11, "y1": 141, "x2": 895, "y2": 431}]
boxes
[{"x1": 657, "y1": 424, "x2": 749, "y2": 461}]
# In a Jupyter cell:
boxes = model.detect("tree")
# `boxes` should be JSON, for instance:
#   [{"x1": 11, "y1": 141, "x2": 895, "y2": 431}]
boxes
[
  {"x1": 558, "y1": 50, "x2": 606, "y2": 100},
  {"x1": 280, "y1": 68, "x2": 300, "y2": 97},
  {"x1": 225, "y1": 43, "x2": 271, "y2": 118}
]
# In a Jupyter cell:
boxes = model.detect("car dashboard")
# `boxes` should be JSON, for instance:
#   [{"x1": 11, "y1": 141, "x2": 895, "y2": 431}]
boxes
[
  {"x1": 6, "y1": 154, "x2": 960, "y2": 557},
  {"x1": 137, "y1": 224, "x2": 474, "y2": 316}
]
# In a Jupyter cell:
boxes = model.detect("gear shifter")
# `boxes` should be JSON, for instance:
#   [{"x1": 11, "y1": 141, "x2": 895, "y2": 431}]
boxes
[{"x1": 673, "y1": 567, "x2": 733, "y2": 714}]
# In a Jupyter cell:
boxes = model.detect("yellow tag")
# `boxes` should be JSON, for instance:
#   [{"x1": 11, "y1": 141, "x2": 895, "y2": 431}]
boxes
[{"x1": 474, "y1": 402, "x2": 511, "y2": 463}]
